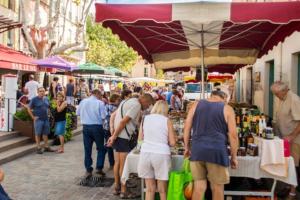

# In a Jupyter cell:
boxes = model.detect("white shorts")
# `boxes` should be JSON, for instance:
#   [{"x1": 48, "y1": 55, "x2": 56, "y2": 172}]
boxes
[
  {"x1": 66, "y1": 96, "x2": 74, "y2": 105},
  {"x1": 138, "y1": 152, "x2": 171, "y2": 181}
]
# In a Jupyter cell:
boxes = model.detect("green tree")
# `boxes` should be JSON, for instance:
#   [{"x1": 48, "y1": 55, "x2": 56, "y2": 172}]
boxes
[
  {"x1": 86, "y1": 16, "x2": 138, "y2": 72},
  {"x1": 156, "y1": 69, "x2": 165, "y2": 79}
]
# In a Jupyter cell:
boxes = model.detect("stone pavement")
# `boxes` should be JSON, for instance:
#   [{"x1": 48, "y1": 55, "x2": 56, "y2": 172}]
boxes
[{"x1": 1, "y1": 134, "x2": 135, "y2": 200}]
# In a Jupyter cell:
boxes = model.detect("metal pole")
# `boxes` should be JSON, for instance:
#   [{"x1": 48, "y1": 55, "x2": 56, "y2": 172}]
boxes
[{"x1": 201, "y1": 24, "x2": 205, "y2": 99}]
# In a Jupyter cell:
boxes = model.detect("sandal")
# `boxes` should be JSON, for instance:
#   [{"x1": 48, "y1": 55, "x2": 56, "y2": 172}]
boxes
[
  {"x1": 120, "y1": 192, "x2": 139, "y2": 199},
  {"x1": 113, "y1": 186, "x2": 121, "y2": 196},
  {"x1": 56, "y1": 148, "x2": 64, "y2": 154}
]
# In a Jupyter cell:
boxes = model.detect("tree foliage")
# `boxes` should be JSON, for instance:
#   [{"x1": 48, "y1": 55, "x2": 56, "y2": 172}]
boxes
[
  {"x1": 156, "y1": 69, "x2": 165, "y2": 79},
  {"x1": 86, "y1": 16, "x2": 138, "y2": 72}
]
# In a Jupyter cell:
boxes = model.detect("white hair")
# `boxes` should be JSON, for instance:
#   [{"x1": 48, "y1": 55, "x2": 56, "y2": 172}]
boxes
[{"x1": 270, "y1": 81, "x2": 289, "y2": 92}]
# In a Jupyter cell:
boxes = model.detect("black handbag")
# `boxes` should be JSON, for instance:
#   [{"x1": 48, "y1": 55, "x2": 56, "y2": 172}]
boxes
[{"x1": 121, "y1": 99, "x2": 138, "y2": 150}]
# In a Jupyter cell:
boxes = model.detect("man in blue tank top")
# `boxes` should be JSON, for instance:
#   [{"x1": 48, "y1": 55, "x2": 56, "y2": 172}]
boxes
[{"x1": 184, "y1": 90, "x2": 239, "y2": 200}]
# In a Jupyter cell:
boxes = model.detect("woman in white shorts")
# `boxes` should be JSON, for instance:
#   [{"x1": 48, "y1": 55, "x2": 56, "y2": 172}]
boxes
[{"x1": 138, "y1": 100, "x2": 176, "y2": 200}]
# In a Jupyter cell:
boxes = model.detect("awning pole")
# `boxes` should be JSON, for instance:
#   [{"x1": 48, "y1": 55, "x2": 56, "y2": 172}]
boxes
[{"x1": 201, "y1": 24, "x2": 205, "y2": 99}]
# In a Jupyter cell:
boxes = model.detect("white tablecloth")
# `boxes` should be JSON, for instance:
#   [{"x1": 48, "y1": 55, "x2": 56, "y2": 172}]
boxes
[{"x1": 121, "y1": 153, "x2": 298, "y2": 186}]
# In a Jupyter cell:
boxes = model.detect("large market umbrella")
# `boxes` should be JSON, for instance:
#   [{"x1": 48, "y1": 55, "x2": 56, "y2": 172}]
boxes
[
  {"x1": 107, "y1": 66, "x2": 128, "y2": 77},
  {"x1": 72, "y1": 63, "x2": 110, "y2": 75},
  {"x1": 96, "y1": 1, "x2": 300, "y2": 97},
  {"x1": 33, "y1": 56, "x2": 77, "y2": 71}
]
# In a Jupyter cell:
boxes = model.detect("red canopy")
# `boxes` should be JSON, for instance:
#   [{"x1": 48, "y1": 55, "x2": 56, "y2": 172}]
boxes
[
  {"x1": 0, "y1": 44, "x2": 37, "y2": 72},
  {"x1": 96, "y1": 2, "x2": 300, "y2": 72}
]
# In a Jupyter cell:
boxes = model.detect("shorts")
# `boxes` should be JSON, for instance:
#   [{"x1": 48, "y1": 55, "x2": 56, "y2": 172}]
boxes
[
  {"x1": 138, "y1": 152, "x2": 171, "y2": 181},
  {"x1": 190, "y1": 161, "x2": 230, "y2": 185},
  {"x1": 34, "y1": 119, "x2": 50, "y2": 136},
  {"x1": 113, "y1": 137, "x2": 131, "y2": 152},
  {"x1": 66, "y1": 96, "x2": 75, "y2": 105},
  {"x1": 55, "y1": 121, "x2": 66, "y2": 136},
  {"x1": 291, "y1": 143, "x2": 300, "y2": 167}
]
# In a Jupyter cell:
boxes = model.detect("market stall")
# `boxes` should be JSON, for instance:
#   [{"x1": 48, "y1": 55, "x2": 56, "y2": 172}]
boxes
[
  {"x1": 123, "y1": 151, "x2": 296, "y2": 200},
  {"x1": 95, "y1": 2, "x2": 300, "y2": 199},
  {"x1": 120, "y1": 105, "x2": 297, "y2": 199}
]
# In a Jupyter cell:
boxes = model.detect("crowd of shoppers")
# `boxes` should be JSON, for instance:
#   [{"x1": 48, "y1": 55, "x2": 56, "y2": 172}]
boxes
[{"x1": 11, "y1": 70, "x2": 300, "y2": 200}]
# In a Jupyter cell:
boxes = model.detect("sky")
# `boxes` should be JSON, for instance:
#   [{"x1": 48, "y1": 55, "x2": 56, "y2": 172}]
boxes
[{"x1": 95, "y1": 0, "x2": 231, "y2": 3}]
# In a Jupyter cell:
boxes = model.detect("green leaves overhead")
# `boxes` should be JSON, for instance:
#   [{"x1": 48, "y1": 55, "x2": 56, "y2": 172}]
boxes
[{"x1": 86, "y1": 16, "x2": 138, "y2": 72}]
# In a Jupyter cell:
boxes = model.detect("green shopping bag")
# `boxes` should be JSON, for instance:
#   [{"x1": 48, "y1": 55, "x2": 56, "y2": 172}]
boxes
[{"x1": 167, "y1": 158, "x2": 194, "y2": 200}]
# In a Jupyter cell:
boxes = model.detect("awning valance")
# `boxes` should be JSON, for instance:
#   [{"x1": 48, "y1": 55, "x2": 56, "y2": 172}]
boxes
[
  {"x1": 96, "y1": 2, "x2": 300, "y2": 71},
  {"x1": 0, "y1": 45, "x2": 37, "y2": 72}
]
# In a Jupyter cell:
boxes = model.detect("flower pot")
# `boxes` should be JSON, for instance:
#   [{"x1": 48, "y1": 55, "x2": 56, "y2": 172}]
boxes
[{"x1": 13, "y1": 118, "x2": 35, "y2": 141}]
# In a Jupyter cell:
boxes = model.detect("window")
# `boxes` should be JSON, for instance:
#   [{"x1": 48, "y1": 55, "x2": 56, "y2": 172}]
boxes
[
  {"x1": 8, "y1": 0, "x2": 15, "y2": 11},
  {"x1": 7, "y1": 30, "x2": 12, "y2": 47},
  {"x1": 268, "y1": 60, "x2": 275, "y2": 118},
  {"x1": 144, "y1": 67, "x2": 148, "y2": 77},
  {"x1": 68, "y1": 29, "x2": 72, "y2": 44}
]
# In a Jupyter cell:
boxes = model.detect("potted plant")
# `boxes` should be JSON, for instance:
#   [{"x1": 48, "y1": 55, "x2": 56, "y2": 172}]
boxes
[{"x1": 14, "y1": 108, "x2": 35, "y2": 141}]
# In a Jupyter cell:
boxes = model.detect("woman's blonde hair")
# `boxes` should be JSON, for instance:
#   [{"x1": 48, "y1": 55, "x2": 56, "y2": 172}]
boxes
[
  {"x1": 150, "y1": 100, "x2": 169, "y2": 116},
  {"x1": 57, "y1": 91, "x2": 65, "y2": 98}
]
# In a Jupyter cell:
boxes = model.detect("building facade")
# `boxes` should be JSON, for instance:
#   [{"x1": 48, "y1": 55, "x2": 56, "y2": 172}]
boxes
[
  {"x1": 237, "y1": 31, "x2": 300, "y2": 120},
  {"x1": 0, "y1": 0, "x2": 20, "y2": 49},
  {"x1": 131, "y1": 57, "x2": 156, "y2": 78}
]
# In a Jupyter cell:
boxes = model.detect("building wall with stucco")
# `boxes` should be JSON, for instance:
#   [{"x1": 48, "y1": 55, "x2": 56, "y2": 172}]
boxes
[{"x1": 238, "y1": 31, "x2": 300, "y2": 121}]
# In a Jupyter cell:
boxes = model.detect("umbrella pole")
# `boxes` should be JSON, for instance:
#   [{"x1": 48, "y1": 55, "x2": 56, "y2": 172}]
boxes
[{"x1": 201, "y1": 24, "x2": 205, "y2": 99}]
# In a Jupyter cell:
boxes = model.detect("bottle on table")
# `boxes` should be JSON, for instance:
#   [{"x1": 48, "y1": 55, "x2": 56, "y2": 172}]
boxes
[{"x1": 258, "y1": 116, "x2": 264, "y2": 137}]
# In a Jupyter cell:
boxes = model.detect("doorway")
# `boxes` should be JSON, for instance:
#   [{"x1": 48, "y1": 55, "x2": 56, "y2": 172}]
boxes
[
  {"x1": 246, "y1": 67, "x2": 253, "y2": 104},
  {"x1": 268, "y1": 60, "x2": 275, "y2": 118}
]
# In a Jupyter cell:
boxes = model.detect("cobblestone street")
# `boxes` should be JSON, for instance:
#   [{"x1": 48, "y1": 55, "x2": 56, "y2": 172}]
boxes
[{"x1": 1, "y1": 134, "x2": 128, "y2": 200}]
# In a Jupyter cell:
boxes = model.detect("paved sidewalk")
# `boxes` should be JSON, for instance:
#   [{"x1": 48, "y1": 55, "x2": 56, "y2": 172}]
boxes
[{"x1": 1, "y1": 134, "x2": 126, "y2": 200}]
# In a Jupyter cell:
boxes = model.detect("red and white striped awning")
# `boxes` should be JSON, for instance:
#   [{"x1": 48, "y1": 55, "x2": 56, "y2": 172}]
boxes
[{"x1": 96, "y1": 2, "x2": 300, "y2": 71}]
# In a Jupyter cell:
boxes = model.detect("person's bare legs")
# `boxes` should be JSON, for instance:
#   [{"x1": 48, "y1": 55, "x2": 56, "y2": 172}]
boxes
[
  {"x1": 210, "y1": 182, "x2": 224, "y2": 200},
  {"x1": 145, "y1": 179, "x2": 156, "y2": 200},
  {"x1": 119, "y1": 152, "x2": 128, "y2": 194},
  {"x1": 157, "y1": 180, "x2": 167, "y2": 200},
  {"x1": 59, "y1": 135, "x2": 64, "y2": 151},
  {"x1": 35, "y1": 135, "x2": 41, "y2": 148},
  {"x1": 42, "y1": 135, "x2": 49, "y2": 148},
  {"x1": 192, "y1": 180, "x2": 207, "y2": 200},
  {"x1": 113, "y1": 152, "x2": 121, "y2": 191}
]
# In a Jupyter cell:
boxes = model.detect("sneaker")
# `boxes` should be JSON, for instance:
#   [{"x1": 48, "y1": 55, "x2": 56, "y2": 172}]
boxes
[
  {"x1": 44, "y1": 147, "x2": 55, "y2": 152},
  {"x1": 84, "y1": 172, "x2": 92, "y2": 179},
  {"x1": 95, "y1": 169, "x2": 106, "y2": 177},
  {"x1": 36, "y1": 148, "x2": 43, "y2": 154}
]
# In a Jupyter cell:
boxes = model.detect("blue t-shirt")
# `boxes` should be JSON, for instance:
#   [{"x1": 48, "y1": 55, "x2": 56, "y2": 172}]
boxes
[
  {"x1": 166, "y1": 92, "x2": 173, "y2": 105},
  {"x1": 29, "y1": 96, "x2": 49, "y2": 120}
]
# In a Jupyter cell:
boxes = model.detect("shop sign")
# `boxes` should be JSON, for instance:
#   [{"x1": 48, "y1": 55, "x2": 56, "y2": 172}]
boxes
[{"x1": 11, "y1": 63, "x2": 37, "y2": 71}]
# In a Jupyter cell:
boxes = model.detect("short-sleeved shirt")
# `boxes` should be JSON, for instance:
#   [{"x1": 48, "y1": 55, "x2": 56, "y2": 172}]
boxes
[
  {"x1": 103, "y1": 104, "x2": 118, "y2": 131},
  {"x1": 76, "y1": 96, "x2": 106, "y2": 125},
  {"x1": 78, "y1": 84, "x2": 89, "y2": 99},
  {"x1": 276, "y1": 91, "x2": 300, "y2": 145},
  {"x1": 29, "y1": 96, "x2": 50, "y2": 120},
  {"x1": 25, "y1": 80, "x2": 39, "y2": 100},
  {"x1": 114, "y1": 98, "x2": 141, "y2": 140}
]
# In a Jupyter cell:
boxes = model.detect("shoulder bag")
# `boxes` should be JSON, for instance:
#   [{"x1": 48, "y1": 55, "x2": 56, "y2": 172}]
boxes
[{"x1": 121, "y1": 99, "x2": 138, "y2": 150}]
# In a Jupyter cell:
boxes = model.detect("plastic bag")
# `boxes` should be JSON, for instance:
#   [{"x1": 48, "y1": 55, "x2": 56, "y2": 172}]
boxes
[{"x1": 167, "y1": 158, "x2": 193, "y2": 200}]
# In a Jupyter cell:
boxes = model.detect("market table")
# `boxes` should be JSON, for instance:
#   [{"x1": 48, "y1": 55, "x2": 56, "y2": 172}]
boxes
[{"x1": 121, "y1": 152, "x2": 297, "y2": 200}]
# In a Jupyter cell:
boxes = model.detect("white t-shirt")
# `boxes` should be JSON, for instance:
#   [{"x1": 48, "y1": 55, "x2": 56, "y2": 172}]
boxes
[
  {"x1": 25, "y1": 80, "x2": 39, "y2": 100},
  {"x1": 141, "y1": 114, "x2": 170, "y2": 155},
  {"x1": 114, "y1": 98, "x2": 141, "y2": 139}
]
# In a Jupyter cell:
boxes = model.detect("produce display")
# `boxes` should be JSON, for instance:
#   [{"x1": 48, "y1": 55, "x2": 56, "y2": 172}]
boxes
[{"x1": 169, "y1": 110, "x2": 186, "y2": 155}]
